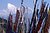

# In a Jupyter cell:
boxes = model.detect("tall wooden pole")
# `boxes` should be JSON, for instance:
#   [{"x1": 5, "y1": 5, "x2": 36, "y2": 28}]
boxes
[
  {"x1": 30, "y1": 0, "x2": 38, "y2": 33},
  {"x1": 36, "y1": 0, "x2": 46, "y2": 33}
]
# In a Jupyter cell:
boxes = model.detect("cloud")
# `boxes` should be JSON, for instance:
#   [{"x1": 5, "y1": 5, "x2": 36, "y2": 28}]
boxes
[
  {"x1": 0, "y1": 3, "x2": 33, "y2": 20},
  {"x1": 0, "y1": 3, "x2": 17, "y2": 19},
  {"x1": 7, "y1": 3, "x2": 17, "y2": 14},
  {"x1": 0, "y1": 9, "x2": 9, "y2": 19}
]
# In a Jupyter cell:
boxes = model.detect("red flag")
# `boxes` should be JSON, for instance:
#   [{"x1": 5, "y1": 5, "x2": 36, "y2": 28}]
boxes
[{"x1": 14, "y1": 10, "x2": 20, "y2": 32}]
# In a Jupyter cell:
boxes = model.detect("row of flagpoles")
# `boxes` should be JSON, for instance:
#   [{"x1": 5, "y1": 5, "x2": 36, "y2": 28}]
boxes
[{"x1": 0, "y1": 0, "x2": 49, "y2": 33}]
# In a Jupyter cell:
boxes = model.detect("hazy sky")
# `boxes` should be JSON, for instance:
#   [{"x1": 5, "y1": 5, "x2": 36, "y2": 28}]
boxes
[
  {"x1": 0, "y1": 0, "x2": 50, "y2": 10},
  {"x1": 0, "y1": 0, "x2": 50, "y2": 32},
  {"x1": 0, "y1": 0, "x2": 50, "y2": 19}
]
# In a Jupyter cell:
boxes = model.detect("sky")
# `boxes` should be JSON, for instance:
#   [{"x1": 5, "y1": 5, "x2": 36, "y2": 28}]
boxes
[
  {"x1": 0, "y1": 0, "x2": 50, "y2": 9},
  {"x1": 0, "y1": 0, "x2": 50, "y2": 32},
  {"x1": 0, "y1": 0, "x2": 50, "y2": 19}
]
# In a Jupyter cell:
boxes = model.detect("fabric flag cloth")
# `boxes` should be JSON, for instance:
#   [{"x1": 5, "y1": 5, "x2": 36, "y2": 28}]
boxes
[
  {"x1": 1, "y1": 18, "x2": 4, "y2": 33},
  {"x1": 36, "y1": 0, "x2": 45, "y2": 33},
  {"x1": 6, "y1": 13, "x2": 13, "y2": 33},
  {"x1": 37, "y1": 2, "x2": 47, "y2": 33},
  {"x1": 14, "y1": 10, "x2": 20, "y2": 33},
  {"x1": 29, "y1": 0, "x2": 38, "y2": 33},
  {"x1": 42, "y1": 4, "x2": 49, "y2": 33},
  {"x1": 31, "y1": 0, "x2": 38, "y2": 33}
]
